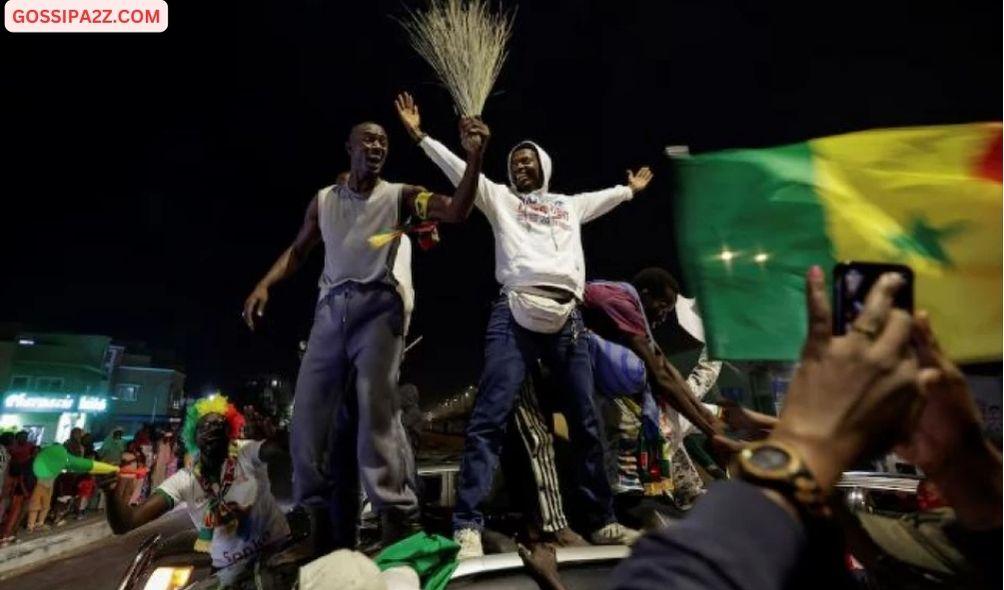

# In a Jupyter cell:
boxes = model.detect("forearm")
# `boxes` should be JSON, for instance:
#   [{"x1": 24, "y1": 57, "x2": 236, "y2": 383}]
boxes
[
  {"x1": 629, "y1": 337, "x2": 719, "y2": 435},
  {"x1": 418, "y1": 135, "x2": 469, "y2": 187},
  {"x1": 935, "y1": 438, "x2": 1002, "y2": 530},
  {"x1": 653, "y1": 359, "x2": 720, "y2": 436},
  {"x1": 104, "y1": 488, "x2": 138, "y2": 534},
  {"x1": 404, "y1": 123, "x2": 426, "y2": 144},
  {"x1": 256, "y1": 246, "x2": 304, "y2": 289},
  {"x1": 576, "y1": 185, "x2": 634, "y2": 223},
  {"x1": 441, "y1": 151, "x2": 483, "y2": 222}
]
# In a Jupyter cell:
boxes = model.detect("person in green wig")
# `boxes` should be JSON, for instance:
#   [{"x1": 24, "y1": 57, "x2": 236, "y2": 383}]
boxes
[{"x1": 98, "y1": 393, "x2": 290, "y2": 576}]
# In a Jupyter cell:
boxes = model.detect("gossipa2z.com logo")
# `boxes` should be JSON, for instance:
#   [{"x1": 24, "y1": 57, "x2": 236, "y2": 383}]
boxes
[{"x1": 5, "y1": 0, "x2": 168, "y2": 33}]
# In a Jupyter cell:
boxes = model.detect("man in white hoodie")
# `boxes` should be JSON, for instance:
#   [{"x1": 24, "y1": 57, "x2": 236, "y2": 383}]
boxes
[{"x1": 395, "y1": 93, "x2": 653, "y2": 557}]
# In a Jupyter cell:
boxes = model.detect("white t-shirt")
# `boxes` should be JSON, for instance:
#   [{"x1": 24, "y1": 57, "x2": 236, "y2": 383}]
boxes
[
  {"x1": 156, "y1": 440, "x2": 290, "y2": 569},
  {"x1": 419, "y1": 136, "x2": 633, "y2": 299}
]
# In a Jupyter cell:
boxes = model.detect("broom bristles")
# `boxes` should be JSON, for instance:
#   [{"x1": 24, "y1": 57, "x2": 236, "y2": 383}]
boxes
[{"x1": 400, "y1": 0, "x2": 514, "y2": 117}]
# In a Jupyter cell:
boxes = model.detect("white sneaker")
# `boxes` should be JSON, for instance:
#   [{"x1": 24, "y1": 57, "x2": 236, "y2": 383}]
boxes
[
  {"x1": 590, "y1": 522, "x2": 641, "y2": 546},
  {"x1": 453, "y1": 528, "x2": 484, "y2": 559}
]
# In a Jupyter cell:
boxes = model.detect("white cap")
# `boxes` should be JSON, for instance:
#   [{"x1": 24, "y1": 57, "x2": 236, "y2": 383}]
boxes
[
  {"x1": 381, "y1": 565, "x2": 421, "y2": 590},
  {"x1": 299, "y1": 549, "x2": 387, "y2": 590}
]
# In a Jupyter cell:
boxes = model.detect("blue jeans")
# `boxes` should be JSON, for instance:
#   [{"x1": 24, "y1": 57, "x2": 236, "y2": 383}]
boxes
[
  {"x1": 452, "y1": 297, "x2": 615, "y2": 532},
  {"x1": 291, "y1": 282, "x2": 418, "y2": 547}
]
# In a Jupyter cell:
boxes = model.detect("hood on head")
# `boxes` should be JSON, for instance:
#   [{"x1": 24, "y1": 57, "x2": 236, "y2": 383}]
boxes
[{"x1": 508, "y1": 140, "x2": 553, "y2": 194}]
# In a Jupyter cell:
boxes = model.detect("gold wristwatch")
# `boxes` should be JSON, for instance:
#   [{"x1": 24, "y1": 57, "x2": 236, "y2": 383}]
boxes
[{"x1": 733, "y1": 439, "x2": 831, "y2": 518}]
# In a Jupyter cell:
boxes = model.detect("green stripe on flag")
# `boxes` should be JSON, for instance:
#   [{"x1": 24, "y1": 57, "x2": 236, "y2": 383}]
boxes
[{"x1": 675, "y1": 142, "x2": 836, "y2": 360}]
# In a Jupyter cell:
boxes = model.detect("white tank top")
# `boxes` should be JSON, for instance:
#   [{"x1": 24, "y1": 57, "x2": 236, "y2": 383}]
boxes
[{"x1": 316, "y1": 180, "x2": 404, "y2": 297}]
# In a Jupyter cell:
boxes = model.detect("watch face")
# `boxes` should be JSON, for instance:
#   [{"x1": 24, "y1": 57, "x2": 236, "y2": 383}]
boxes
[{"x1": 750, "y1": 446, "x2": 792, "y2": 471}]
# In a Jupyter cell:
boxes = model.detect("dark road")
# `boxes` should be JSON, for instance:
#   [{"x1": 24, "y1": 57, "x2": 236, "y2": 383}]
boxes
[{"x1": 0, "y1": 511, "x2": 191, "y2": 590}]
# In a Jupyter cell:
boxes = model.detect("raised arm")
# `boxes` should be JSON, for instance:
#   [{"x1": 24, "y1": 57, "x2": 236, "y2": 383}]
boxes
[
  {"x1": 99, "y1": 475, "x2": 171, "y2": 534},
  {"x1": 574, "y1": 167, "x2": 654, "y2": 223},
  {"x1": 626, "y1": 334, "x2": 724, "y2": 438},
  {"x1": 402, "y1": 117, "x2": 490, "y2": 223},
  {"x1": 243, "y1": 196, "x2": 322, "y2": 331},
  {"x1": 396, "y1": 92, "x2": 495, "y2": 191}
]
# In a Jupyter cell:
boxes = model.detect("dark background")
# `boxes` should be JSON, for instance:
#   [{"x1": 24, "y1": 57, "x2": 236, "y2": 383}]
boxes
[{"x1": 3, "y1": 1, "x2": 1000, "y2": 401}]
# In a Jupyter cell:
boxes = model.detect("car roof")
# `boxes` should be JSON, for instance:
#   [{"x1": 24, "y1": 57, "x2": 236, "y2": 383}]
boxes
[{"x1": 451, "y1": 545, "x2": 630, "y2": 580}]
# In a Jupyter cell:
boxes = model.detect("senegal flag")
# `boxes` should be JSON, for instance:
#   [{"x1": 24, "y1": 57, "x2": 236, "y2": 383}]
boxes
[{"x1": 675, "y1": 122, "x2": 1002, "y2": 362}]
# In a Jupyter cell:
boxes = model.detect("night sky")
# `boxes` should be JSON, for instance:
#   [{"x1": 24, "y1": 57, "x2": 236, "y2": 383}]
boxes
[{"x1": 3, "y1": 1, "x2": 1000, "y2": 401}]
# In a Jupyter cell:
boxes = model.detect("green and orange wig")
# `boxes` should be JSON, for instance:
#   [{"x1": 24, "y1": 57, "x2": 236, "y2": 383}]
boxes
[{"x1": 181, "y1": 393, "x2": 245, "y2": 455}]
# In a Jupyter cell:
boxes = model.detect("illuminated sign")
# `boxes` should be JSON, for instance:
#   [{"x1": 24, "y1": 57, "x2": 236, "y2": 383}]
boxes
[
  {"x1": 2, "y1": 393, "x2": 109, "y2": 413},
  {"x1": 78, "y1": 396, "x2": 108, "y2": 412},
  {"x1": 4, "y1": 393, "x2": 74, "y2": 411}
]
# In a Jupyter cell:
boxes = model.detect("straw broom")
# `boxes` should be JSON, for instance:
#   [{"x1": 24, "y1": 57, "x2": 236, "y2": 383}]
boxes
[{"x1": 400, "y1": 0, "x2": 515, "y2": 117}]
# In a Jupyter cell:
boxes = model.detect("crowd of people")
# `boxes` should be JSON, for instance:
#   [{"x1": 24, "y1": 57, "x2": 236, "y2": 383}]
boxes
[
  {"x1": 0, "y1": 424, "x2": 185, "y2": 547},
  {"x1": 76, "y1": 88, "x2": 1000, "y2": 590}
]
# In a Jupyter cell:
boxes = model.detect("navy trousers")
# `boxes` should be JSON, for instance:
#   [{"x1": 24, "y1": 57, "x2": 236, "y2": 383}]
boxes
[{"x1": 452, "y1": 297, "x2": 615, "y2": 532}]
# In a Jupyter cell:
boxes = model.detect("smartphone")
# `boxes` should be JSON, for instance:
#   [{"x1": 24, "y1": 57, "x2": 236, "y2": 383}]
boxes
[{"x1": 832, "y1": 262, "x2": 914, "y2": 335}]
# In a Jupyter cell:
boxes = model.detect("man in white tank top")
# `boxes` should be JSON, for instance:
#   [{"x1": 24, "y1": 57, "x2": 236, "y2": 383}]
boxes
[{"x1": 242, "y1": 118, "x2": 490, "y2": 557}]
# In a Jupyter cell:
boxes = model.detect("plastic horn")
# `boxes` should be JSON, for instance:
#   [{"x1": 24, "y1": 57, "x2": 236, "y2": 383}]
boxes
[{"x1": 33, "y1": 445, "x2": 120, "y2": 479}]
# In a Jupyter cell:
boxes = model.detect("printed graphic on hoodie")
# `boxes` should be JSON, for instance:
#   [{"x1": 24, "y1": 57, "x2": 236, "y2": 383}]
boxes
[{"x1": 516, "y1": 194, "x2": 571, "y2": 230}]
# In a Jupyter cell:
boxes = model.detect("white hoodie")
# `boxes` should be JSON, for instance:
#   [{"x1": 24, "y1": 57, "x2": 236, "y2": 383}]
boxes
[{"x1": 419, "y1": 136, "x2": 633, "y2": 299}]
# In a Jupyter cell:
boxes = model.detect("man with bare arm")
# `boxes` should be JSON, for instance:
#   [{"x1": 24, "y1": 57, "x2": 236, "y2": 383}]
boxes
[{"x1": 243, "y1": 116, "x2": 490, "y2": 556}]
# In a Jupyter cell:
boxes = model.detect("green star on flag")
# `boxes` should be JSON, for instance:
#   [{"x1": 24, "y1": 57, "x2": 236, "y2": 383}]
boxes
[
  {"x1": 889, "y1": 217, "x2": 968, "y2": 266},
  {"x1": 674, "y1": 122, "x2": 1002, "y2": 362}
]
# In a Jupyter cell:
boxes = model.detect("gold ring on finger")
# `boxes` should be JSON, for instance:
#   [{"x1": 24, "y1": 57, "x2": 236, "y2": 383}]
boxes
[{"x1": 851, "y1": 323, "x2": 879, "y2": 340}]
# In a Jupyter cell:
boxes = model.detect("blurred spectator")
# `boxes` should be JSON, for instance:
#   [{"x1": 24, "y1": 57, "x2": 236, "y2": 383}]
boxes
[
  {"x1": 64, "y1": 427, "x2": 84, "y2": 456},
  {"x1": 26, "y1": 474, "x2": 54, "y2": 532},
  {"x1": 166, "y1": 431, "x2": 181, "y2": 479},
  {"x1": 150, "y1": 431, "x2": 176, "y2": 489},
  {"x1": 99, "y1": 428, "x2": 126, "y2": 465},
  {"x1": 74, "y1": 432, "x2": 98, "y2": 519},
  {"x1": 1, "y1": 432, "x2": 36, "y2": 543},
  {"x1": 122, "y1": 429, "x2": 153, "y2": 505},
  {"x1": 49, "y1": 427, "x2": 87, "y2": 525},
  {"x1": 0, "y1": 433, "x2": 12, "y2": 525},
  {"x1": 243, "y1": 406, "x2": 279, "y2": 441},
  {"x1": 8, "y1": 431, "x2": 35, "y2": 473},
  {"x1": 118, "y1": 447, "x2": 142, "y2": 507}
]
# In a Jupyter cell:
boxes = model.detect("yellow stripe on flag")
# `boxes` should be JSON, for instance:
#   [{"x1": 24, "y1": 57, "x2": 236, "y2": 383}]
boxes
[{"x1": 810, "y1": 123, "x2": 1002, "y2": 361}]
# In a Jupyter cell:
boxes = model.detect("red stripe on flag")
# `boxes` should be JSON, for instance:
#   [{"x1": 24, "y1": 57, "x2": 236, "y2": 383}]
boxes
[{"x1": 974, "y1": 128, "x2": 1003, "y2": 183}]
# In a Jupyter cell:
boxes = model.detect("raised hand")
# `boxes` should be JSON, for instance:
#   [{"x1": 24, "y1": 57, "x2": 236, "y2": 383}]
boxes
[
  {"x1": 896, "y1": 312, "x2": 986, "y2": 479},
  {"x1": 242, "y1": 286, "x2": 269, "y2": 331},
  {"x1": 769, "y1": 267, "x2": 921, "y2": 491},
  {"x1": 627, "y1": 166, "x2": 654, "y2": 194},
  {"x1": 395, "y1": 91, "x2": 424, "y2": 141},
  {"x1": 897, "y1": 311, "x2": 1002, "y2": 529},
  {"x1": 460, "y1": 116, "x2": 490, "y2": 156}
]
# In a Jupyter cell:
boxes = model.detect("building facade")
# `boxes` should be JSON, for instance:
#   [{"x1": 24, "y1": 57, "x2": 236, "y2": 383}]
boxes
[
  {"x1": 107, "y1": 350, "x2": 186, "y2": 439},
  {"x1": 0, "y1": 331, "x2": 185, "y2": 444}
]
